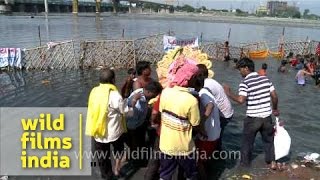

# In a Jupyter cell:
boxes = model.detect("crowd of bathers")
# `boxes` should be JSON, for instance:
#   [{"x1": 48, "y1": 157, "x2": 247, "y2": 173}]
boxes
[{"x1": 278, "y1": 51, "x2": 320, "y2": 86}]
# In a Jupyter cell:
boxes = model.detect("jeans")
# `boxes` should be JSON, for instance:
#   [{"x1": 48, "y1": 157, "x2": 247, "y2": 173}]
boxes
[
  {"x1": 240, "y1": 116, "x2": 275, "y2": 167},
  {"x1": 159, "y1": 153, "x2": 198, "y2": 180}
]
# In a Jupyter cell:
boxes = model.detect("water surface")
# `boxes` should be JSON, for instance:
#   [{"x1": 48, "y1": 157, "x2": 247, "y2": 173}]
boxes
[{"x1": 0, "y1": 15, "x2": 320, "y2": 179}]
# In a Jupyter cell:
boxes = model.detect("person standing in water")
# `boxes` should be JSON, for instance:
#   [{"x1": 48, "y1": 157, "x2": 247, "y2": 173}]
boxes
[
  {"x1": 296, "y1": 65, "x2": 313, "y2": 86},
  {"x1": 133, "y1": 61, "x2": 153, "y2": 90},
  {"x1": 258, "y1": 63, "x2": 268, "y2": 76},
  {"x1": 223, "y1": 58, "x2": 279, "y2": 169},
  {"x1": 121, "y1": 68, "x2": 136, "y2": 98},
  {"x1": 224, "y1": 41, "x2": 231, "y2": 61},
  {"x1": 278, "y1": 60, "x2": 287, "y2": 73}
]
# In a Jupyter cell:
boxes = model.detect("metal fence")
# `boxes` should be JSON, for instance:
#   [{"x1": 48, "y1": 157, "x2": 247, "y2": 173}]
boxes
[
  {"x1": 200, "y1": 42, "x2": 242, "y2": 61},
  {"x1": 80, "y1": 40, "x2": 135, "y2": 69},
  {"x1": 23, "y1": 40, "x2": 77, "y2": 70},
  {"x1": 6, "y1": 34, "x2": 318, "y2": 71},
  {"x1": 282, "y1": 41, "x2": 310, "y2": 56},
  {"x1": 134, "y1": 34, "x2": 164, "y2": 64},
  {"x1": 307, "y1": 40, "x2": 320, "y2": 55}
]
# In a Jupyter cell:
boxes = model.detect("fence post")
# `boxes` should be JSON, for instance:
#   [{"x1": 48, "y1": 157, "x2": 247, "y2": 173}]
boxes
[
  {"x1": 79, "y1": 41, "x2": 85, "y2": 69},
  {"x1": 215, "y1": 43, "x2": 219, "y2": 61},
  {"x1": 133, "y1": 40, "x2": 137, "y2": 69},
  {"x1": 38, "y1": 25, "x2": 41, "y2": 46},
  {"x1": 44, "y1": 0, "x2": 49, "y2": 14},
  {"x1": 72, "y1": 0, "x2": 78, "y2": 14}
]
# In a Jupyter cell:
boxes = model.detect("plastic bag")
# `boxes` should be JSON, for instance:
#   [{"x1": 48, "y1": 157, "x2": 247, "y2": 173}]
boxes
[{"x1": 274, "y1": 117, "x2": 291, "y2": 160}]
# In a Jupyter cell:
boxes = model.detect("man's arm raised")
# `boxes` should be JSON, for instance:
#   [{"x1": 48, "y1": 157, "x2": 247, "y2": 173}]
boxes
[{"x1": 223, "y1": 84, "x2": 246, "y2": 104}]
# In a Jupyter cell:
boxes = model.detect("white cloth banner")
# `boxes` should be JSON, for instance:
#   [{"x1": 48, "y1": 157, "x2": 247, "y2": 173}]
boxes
[
  {"x1": 163, "y1": 35, "x2": 199, "y2": 51},
  {"x1": 0, "y1": 48, "x2": 9, "y2": 68},
  {"x1": 0, "y1": 48, "x2": 22, "y2": 68}
]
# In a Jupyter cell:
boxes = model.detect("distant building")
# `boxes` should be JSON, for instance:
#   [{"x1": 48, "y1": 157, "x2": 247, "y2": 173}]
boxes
[
  {"x1": 256, "y1": 5, "x2": 268, "y2": 15},
  {"x1": 267, "y1": 1, "x2": 288, "y2": 15}
]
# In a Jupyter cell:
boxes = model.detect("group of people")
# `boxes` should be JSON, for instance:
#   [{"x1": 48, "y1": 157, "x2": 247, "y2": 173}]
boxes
[
  {"x1": 278, "y1": 51, "x2": 320, "y2": 86},
  {"x1": 86, "y1": 57, "x2": 280, "y2": 180},
  {"x1": 224, "y1": 40, "x2": 320, "y2": 87}
]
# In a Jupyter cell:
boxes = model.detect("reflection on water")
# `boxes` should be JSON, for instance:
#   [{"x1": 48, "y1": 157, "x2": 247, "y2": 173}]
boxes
[
  {"x1": 1, "y1": 15, "x2": 320, "y2": 48},
  {"x1": 95, "y1": 14, "x2": 103, "y2": 38},
  {"x1": 0, "y1": 69, "x2": 130, "y2": 107},
  {"x1": 0, "y1": 70, "x2": 26, "y2": 97},
  {"x1": 72, "y1": 15, "x2": 80, "y2": 41}
]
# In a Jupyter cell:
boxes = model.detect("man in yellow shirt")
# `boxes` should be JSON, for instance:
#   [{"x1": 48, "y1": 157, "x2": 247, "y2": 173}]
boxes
[{"x1": 159, "y1": 62, "x2": 203, "y2": 180}]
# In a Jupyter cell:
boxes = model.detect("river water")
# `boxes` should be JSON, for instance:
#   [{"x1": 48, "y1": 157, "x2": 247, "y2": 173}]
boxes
[{"x1": 1, "y1": 14, "x2": 320, "y2": 179}]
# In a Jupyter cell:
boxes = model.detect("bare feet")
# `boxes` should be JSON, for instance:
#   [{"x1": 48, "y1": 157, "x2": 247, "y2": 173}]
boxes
[{"x1": 270, "y1": 161, "x2": 277, "y2": 170}]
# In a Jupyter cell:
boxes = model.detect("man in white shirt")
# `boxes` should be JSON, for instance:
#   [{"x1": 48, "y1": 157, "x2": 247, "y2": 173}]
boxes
[
  {"x1": 197, "y1": 64, "x2": 234, "y2": 150},
  {"x1": 196, "y1": 86, "x2": 222, "y2": 179},
  {"x1": 87, "y1": 69, "x2": 140, "y2": 179}
]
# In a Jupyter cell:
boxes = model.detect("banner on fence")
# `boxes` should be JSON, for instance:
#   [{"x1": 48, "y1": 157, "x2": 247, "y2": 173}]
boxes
[
  {"x1": 163, "y1": 35, "x2": 199, "y2": 51},
  {"x1": 0, "y1": 48, "x2": 22, "y2": 68}
]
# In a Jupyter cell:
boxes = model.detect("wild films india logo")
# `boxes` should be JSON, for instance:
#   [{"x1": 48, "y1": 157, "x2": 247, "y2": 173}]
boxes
[
  {"x1": 20, "y1": 113, "x2": 72, "y2": 169},
  {"x1": 0, "y1": 108, "x2": 91, "y2": 176}
]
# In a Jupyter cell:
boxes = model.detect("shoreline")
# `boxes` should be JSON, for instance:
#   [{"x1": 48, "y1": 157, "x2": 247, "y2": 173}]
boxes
[
  {"x1": 126, "y1": 13, "x2": 320, "y2": 29},
  {"x1": 4, "y1": 12, "x2": 320, "y2": 29}
]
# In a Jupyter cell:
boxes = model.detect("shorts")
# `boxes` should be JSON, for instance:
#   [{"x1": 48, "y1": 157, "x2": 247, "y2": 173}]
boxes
[{"x1": 111, "y1": 134, "x2": 125, "y2": 155}]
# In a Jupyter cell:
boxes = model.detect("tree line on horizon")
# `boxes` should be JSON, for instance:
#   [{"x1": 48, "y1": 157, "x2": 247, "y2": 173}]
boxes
[{"x1": 142, "y1": 2, "x2": 319, "y2": 20}]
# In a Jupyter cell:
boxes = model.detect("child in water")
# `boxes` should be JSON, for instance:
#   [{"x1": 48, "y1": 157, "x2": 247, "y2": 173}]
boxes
[
  {"x1": 278, "y1": 60, "x2": 287, "y2": 73},
  {"x1": 258, "y1": 63, "x2": 268, "y2": 76},
  {"x1": 295, "y1": 65, "x2": 313, "y2": 86},
  {"x1": 224, "y1": 41, "x2": 230, "y2": 61}
]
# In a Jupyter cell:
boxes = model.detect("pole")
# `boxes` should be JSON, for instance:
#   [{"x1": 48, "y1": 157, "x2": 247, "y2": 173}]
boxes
[
  {"x1": 122, "y1": 29, "x2": 124, "y2": 38},
  {"x1": 112, "y1": 0, "x2": 118, "y2": 13},
  {"x1": 38, "y1": 25, "x2": 42, "y2": 46},
  {"x1": 277, "y1": 27, "x2": 285, "y2": 57},
  {"x1": 45, "y1": 17, "x2": 50, "y2": 43},
  {"x1": 96, "y1": 0, "x2": 101, "y2": 13},
  {"x1": 227, "y1": 27, "x2": 231, "y2": 42},
  {"x1": 72, "y1": 0, "x2": 78, "y2": 14},
  {"x1": 44, "y1": 0, "x2": 48, "y2": 14}
]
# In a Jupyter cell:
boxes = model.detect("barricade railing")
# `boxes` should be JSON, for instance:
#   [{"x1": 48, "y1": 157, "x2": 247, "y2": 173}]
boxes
[
  {"x1": 23, "y1": 40, "x2": 77, "y2": 70},
  {"x1": 282, "y1": 41, "x2": 310, "y2": 56},
  {"x1": 80, "y1": 39, "x2": 135, "y2": 69},
  {"x1": 2, "y1": 34, "x2": 319, "y2": 71},
  {"x1": 134, "y1": 34, "x2": 164, "y2": 65}
]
